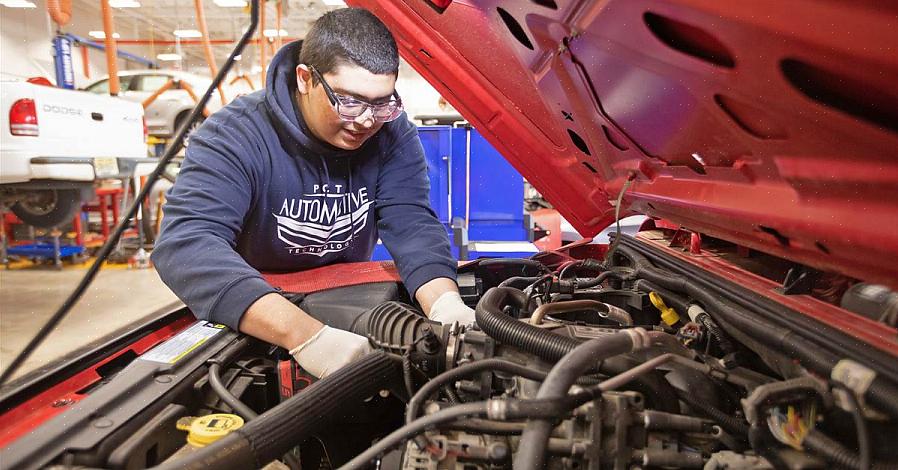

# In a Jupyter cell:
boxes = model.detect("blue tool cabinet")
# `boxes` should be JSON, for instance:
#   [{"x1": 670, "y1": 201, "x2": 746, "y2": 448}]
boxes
[{"x1": 373, "y1": 125, "x2": 536, "y2": 261}]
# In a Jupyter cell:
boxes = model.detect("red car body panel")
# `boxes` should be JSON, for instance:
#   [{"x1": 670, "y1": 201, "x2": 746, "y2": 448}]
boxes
[
  {"x1": 0, "y1": 315, "x2": 195, "y2": 448},
  {"x1": 348, "y1": 0, "x2": 898, "y2": 289},
  {"x1": 5, "y1": 0, "x2": 898, "y2": 454}
]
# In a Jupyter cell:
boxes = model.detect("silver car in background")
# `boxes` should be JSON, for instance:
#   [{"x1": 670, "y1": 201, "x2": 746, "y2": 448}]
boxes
[{"x1": 84, "y1": 70, "x2": 231, "y2": 138}]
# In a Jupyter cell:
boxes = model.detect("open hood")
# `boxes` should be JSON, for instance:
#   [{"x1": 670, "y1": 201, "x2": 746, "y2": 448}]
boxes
[{"x1": 349, "y1": 0, "x2": 898, "y2": 289}]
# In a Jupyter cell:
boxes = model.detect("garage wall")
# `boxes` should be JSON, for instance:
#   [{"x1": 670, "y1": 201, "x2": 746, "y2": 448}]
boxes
[{"x1": 1, "y1": 0, "x2": 58, "y2": 82}]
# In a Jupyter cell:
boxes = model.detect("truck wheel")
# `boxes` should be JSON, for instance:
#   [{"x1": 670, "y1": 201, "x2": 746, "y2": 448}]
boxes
[
  {"x1": 11, "y1": 189, "x2": 81, "y2": 229},
  {"x1": 173, "y1": 112, "x2": 204, "y2": 150}
]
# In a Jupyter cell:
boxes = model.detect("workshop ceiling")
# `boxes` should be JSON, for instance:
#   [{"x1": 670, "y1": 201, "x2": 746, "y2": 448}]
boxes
[{"x1": 70, "y1": 0, "x2": 337, "y2": 71}]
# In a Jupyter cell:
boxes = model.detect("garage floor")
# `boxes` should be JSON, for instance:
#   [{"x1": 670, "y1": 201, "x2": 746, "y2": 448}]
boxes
[{"x1": 0, "y1": 264, "x2": 180, "y2": 382}]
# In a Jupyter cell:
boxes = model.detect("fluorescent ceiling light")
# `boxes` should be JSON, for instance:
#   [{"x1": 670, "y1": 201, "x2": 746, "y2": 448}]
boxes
[
  {"x1": 173, "y1": 29, "x2": 202, "y2": 38},
  {"x1": 263, "y1": 29, "x2": 288, "y2": 37},
  {"x1": 109, "y1": 0, "x2": 140, "y2": 7},
  {"x1": 157, "y1": 53, "x2": 182, "y2": 61},
  {"x1": 88, "y1": 30, "x2": 120, "y2": 39},
  {"x1": 213, "y1": 0, "x2": 246, "y2": 6},
  {"x1": 321, "y1": 0, "x2": 346, "y2": 5},
  {"x1": 1, "y1": 0, "x2": 38, "y2": 8}
]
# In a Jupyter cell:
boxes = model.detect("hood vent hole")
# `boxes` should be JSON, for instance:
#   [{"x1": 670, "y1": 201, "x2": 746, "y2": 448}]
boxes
[
  {"x1": 582, "y1": 162, "x2": 598, "y2": 173},
  {"x1": 781, "y1": 58, "x2": 898, "y2": 134},
  {"x1": 759, "y1": 225, "x2": 790, "y2": 248},
  {"x1": 644, "y1": 12, "x2": 735, "y2": 68},
  {"x1": 531, "y1": 0, "x2": 558, "y2": 9},
  {"x1": 567, "y1": 128, "x2": 591, "y2": 155},
  {"x1": 498, "y1": 8, "x2": 535, "y2": 50}
]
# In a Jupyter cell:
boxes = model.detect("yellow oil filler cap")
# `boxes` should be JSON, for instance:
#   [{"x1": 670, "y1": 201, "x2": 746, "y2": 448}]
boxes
[
  {"x1": 176, "y1": 413, "x2": 244, "y2": 447},
  {"x1": 649, "y1": 292, "x2": 681, "y2": 327}
]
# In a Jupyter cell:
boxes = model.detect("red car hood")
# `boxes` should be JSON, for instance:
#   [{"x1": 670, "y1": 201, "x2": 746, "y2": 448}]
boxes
[{"x1": 350, "y1": 0, "x2": 898, "y2": 289}]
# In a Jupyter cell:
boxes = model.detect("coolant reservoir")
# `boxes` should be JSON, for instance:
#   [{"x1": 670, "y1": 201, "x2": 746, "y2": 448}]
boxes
[{"x1": 165, "y1": 413, "x2": 244, "y2": 462}]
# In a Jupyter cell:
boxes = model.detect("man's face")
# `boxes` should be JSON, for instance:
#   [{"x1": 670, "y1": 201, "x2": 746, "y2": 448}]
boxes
[{"x1": 296, "y1": 63, "x2": 397, "y2": 151}]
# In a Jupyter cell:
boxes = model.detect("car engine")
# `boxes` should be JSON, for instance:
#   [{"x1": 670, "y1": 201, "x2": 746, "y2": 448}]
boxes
[{"x1": 9, "y1": 234, "x2": 898, "y2": 470}]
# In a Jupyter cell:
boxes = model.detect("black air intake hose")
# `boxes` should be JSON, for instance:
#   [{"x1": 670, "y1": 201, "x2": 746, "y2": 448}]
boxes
[
  {"x1": 475, "y1": 287, "x2": 680, "y2": 412},
  {"x1": 350, "y1": 301, "x2": 442, "y2": 354},
  {"x1": 515, "y1": 329, "x2": 648, "y2": 470},
  {"x1": 154, "y1": 351, "x2": 400, "y2": 470},
  {"x1": 475, "y1": 287, "x2": 581, "y2": 361}
]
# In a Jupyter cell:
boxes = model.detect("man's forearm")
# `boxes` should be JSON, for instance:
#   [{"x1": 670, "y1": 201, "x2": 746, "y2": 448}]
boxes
[
  {"x1": 415, "y1": 277, "x2": 459, "y2": 315},
  {"x1": 238, "y1": 293, "x2": 324, "y2": 350},
  {"x1": 241, "y1": 277, "x2": 458, "y2": 349}
]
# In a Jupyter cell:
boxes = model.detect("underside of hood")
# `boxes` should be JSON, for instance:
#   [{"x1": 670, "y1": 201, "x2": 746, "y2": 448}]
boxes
[{"x1": 349, "y1": 0, "x2": 898, "y2": 289}]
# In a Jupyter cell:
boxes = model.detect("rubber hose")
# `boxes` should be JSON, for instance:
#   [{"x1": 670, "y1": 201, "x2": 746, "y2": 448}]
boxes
[
  {"x1": 558, "y1": 258, "x2": 605, "y2": 279},
  {"x1": 514, "y1": 331, "x2": 640, "y2": 470},
  {"x1": 620, "y1": 237, "x2": 898, "y2": 388},
  {"x1": 474, "y1": 286, "x2": 681, "y2": 413},
  {"x1": 402, "y1": 355, "x2": 415, "y2": 399},
  {"x1": 838, "y1": 383, "x2": 871, "y2": 470},
  {"x1": 576, "y1": 270, "x2": 622, "y2": 289},
  {"x1": 208, "y1": 363, "x2": 258, "y2": 420},
  {"x1": 616, "y1": 245, "x2": 898, "y2": 419},
  {"x1": 444, "y1": 419, "x2": 526, "y2": 435},
  {"x1": 350, "y1": 302, "x2": 441, "y2": 355},
  {"x1": 498, "y1": 276, "x2": 543, "y2": 289},
  {"x1": 406, "y1": 358, "x2": 550, "y2": 424},
  {"x1": 475, "y1": 287, "x2": 583, "y2": 361},
  {"x1": 634, "y1": 279, "x2": 736, "y2": 354},
  {"x1": 154, "y1": 351, "x2": 400, "y2": 470},
  {"x1": 803, "y1": 430, "x2": 898, "y2": 470},
  {"x1": 623, "y1": 236, "x2": 898, "y2": 392},
  {"x1": 674, "y1": 388, "x2": 749, "y2": 435},
  {"x1": 340, "y1": 402, "x2": 489, "y2": 470},
  {"x1": 634, "y1": 279, "x2": 691, "y2": 312}
]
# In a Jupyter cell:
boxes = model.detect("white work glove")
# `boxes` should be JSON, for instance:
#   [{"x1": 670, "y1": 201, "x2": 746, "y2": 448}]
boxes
[
  {"x1": 289, "y1": 326, "x2": 373, "y2": 379},
  {"x1": 428, "y1": 291, "x2": 476, "y2": 325}
]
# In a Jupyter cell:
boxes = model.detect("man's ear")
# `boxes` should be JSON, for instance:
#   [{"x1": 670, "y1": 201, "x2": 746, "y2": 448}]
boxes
[{"x1": 295, "y1": 64, "x2": 313, "y2": 95}]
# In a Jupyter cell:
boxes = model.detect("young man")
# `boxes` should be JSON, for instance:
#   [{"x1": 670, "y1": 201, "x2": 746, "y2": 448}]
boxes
[{"x1": 152, "y1": 8, "x2": 474, "y2": 378}]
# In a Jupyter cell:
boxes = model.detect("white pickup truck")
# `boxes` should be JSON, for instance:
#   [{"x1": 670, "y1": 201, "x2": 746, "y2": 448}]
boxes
[{"x1": 1, "y1": 80, "x2": 154, "y2": 228}]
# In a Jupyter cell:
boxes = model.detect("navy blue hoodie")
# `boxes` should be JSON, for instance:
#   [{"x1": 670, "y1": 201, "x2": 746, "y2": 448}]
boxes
[{"x1": 151, "y1": 41, "x2": 456, "y2": 330}]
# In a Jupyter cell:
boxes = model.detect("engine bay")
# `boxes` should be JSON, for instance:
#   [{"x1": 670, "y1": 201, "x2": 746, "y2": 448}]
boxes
[{"x1": 3, "y1": 232, "x2": 898, "y2": 470}]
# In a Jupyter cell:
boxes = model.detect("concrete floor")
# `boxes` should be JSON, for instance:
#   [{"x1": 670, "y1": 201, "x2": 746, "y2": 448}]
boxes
[{"x1": 0, "y1": 264, "x2": 180, "y2": 382}]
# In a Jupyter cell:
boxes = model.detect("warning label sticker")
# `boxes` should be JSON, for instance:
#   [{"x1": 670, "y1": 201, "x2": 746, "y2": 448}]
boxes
[
  {"x1": 140, "y1": 321, "x2": 227, "y2": 364},
  {"x1": 567, "y1": 325, "x2": 617, "y2": 340}
]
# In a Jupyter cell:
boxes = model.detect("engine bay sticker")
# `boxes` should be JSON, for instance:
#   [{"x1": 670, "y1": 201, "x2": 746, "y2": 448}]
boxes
[
  {"x1": 139, "y1": 321, "x2": 227, "y2": 364},
  {"x1": 567, "y1": 325, "x2": 617, "y2": 339}
]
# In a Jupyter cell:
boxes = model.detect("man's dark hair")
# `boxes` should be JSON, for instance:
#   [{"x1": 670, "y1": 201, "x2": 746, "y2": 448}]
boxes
[{"x1": 299, "y1": 8, "x2": 399, "y2": 81}]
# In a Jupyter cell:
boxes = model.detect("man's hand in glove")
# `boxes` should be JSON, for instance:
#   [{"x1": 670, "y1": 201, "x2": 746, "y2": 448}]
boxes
[
  {"x1": 428, "y1": 291, "x2": 476, "y2": 325},
  {"x1": 289, "y1": 325, "x2": 373, "y2": 379}
]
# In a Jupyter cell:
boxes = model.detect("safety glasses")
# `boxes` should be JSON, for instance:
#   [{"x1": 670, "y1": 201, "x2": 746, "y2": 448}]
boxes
[{"x1": 309, "y1": 66, "x2": 404, "y2": 123}]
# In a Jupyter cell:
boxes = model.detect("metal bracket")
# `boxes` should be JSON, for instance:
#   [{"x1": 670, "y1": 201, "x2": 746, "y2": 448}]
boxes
[{"x1": 781, "y1": 265, "x2": 820, "y2": 295}]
